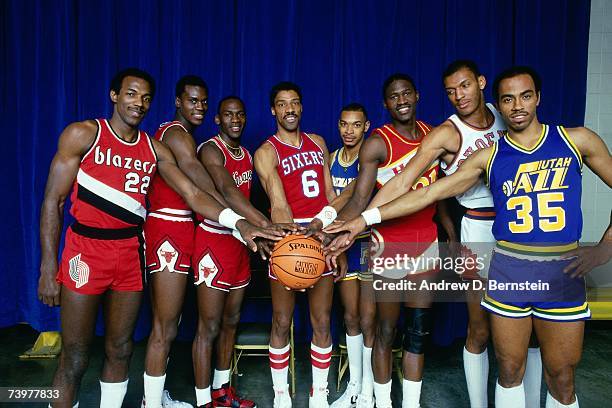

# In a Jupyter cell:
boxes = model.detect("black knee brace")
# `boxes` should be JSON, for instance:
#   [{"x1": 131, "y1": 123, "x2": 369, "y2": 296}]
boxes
[{"x1": 402, "y1": 307, "x2": 432, "y2": 354}]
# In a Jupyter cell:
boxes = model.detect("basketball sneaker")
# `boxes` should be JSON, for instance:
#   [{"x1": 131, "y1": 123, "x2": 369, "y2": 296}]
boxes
[
  {"x1": 355, "y1": 393, "x2": 375, "y2": 408},
  {"x1": 330, "y1": 381, "x2": 360, "y2": 407},
  {"x1": 211, "y1": 383, "x2": 256, "y2": 407},
  {"x1": 141, "y1": 390, "x2": 193, "y2": 407},
  {"x1": 309, "y1": 383, "x2": 330, "y2": 407},
  {"x1": 273, "y1": 385, "x2": 292, "y2": 408}
]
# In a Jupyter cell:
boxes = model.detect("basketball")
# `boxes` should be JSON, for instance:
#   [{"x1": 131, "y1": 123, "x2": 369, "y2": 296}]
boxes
[{"x1": 270, "y1": 235, "x2": 326, "y2": 290}]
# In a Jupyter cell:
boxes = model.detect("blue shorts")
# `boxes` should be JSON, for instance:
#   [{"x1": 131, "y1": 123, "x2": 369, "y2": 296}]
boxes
[
  {"x1": 481, "y1": 244, "x2": 591, "y2": 321},
  {"x1": 339, "y1": 237, "x2": 369, "y2": 282}
]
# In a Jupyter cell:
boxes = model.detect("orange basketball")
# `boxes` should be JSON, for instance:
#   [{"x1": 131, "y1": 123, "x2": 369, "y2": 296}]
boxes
[{"x1": 270, "y1": 235, "x2": 326, "y2": 290}]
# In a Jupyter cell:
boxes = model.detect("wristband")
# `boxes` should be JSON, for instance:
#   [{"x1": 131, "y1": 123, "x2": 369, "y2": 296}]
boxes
[
  {"x1": 314, "y1": 206, "x2": 338, "y2": 228},
  {"x1": 232, "y1": 228, "x2": 247, "y2": 245},
  {"x1": 218, "y1": 208, "x2": 245, "y2": 230},
  {"x1": 361, "y1": 208, "x2": 382, "y2": 226}
]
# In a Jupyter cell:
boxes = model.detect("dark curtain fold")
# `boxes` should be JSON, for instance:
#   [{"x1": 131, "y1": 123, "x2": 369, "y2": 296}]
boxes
[{"x1": 1, "y1": 0, "x2": 590, "y2": 345}]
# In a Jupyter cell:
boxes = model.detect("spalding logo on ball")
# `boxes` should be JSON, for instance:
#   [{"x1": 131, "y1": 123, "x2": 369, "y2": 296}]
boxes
[{"x1": 270, "y1": 235, "x2": 326, "y2": 290}]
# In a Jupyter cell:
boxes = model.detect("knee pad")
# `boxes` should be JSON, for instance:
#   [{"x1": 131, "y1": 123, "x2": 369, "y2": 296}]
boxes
[{"x1": 402, "y1": 307, "x2": 432, "y2": 354}]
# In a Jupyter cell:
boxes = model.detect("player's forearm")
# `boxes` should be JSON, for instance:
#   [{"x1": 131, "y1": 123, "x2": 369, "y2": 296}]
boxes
[
  {"x1": 378, "y1": 186, "x2": 436, "y2": 222},
  {"x1": 184, "y1": 188, "x2": 226, "y2": 222},
  {"x1": 328, "y1": 182, "x2": 355, "y2": 212},
  {"x1": 223, "y1": 188, "x2": 270, "y2": 227},
  {"x1": 337, "y1": 193, "x2": 371, "y2": 221},
  {"x1": 39, "y1": 198, "x2": 63, "y2": 273},
  {"x1": 181, "y1": 160, "x2": 228, "y2": 207},
  {"x1": 270, "y1": 204, "x2": 294, "y2": 224},
  {"x1": 368, "y1": 175, "x2": 411, "y2": 209}
]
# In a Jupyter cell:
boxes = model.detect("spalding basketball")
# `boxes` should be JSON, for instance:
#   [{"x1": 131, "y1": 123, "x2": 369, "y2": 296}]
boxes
[{"x1": 270, "y1": 235, "x2": 326, "y2": 290}]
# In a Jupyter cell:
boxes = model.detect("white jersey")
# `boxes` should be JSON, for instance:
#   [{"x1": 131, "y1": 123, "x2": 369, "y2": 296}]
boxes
[{"x1": 441, "y1": 103, "x2": 506, "y2": 208}]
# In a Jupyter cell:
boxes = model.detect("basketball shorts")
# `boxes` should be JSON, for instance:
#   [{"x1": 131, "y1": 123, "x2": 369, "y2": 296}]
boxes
[
  {"x1": 481, "y1": 243, "x2": 591, "y2": 322},
  {"x1": 459, "y1": 208, "x2": 495, "y2": 280},
  {"x1": 144, "y1": 211, "x2": 195, "y2": 275},
  {"x1": 192, "y1": 223, "x2": 250, "y2": 292},
  {"x1": 339, "y1": 236, "x2": 369, "y2": 282},
  {"x1": 368, "y1": 224, "x2": 439, "y2": 280},
  {"x1": 57, "y1": 222, "x2": 145, "y2": 295},
  {"x1": 268, "y1": 217, "x2": 334, "y2": 281}
]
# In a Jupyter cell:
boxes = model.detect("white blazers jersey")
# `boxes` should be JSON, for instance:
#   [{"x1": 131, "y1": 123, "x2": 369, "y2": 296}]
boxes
[{"x1": 441, "y1": 103, "x2": 506, "y2": 208}]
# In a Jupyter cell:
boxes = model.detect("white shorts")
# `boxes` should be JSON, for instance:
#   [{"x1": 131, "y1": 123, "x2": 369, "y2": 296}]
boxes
[{"x1": 460, "y1": 213, "x2": 495, "y2": 279}]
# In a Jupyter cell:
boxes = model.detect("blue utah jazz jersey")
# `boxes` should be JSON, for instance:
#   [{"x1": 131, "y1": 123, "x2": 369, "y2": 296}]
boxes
[
  {"x1": 487, "y1": 125, "x2": 583, "y2": 244},
  {"x1": 330, "y1": 148, "x2": 369, "y2": 275},
  {"x1": 330, "y1": 148, "x2": 360, "y2": 195}
]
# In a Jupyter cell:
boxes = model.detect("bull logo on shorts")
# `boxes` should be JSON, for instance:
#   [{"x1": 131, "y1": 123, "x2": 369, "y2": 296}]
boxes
[
  {"x1": 157, "y1": 241, "x2": 178, "y2": 271},
  {"x1": 195, "y1": 253, "x2": 219, "y2": 286},
  {"x1": 69, "y1": 253, "x2": 90, "y2": 288}
]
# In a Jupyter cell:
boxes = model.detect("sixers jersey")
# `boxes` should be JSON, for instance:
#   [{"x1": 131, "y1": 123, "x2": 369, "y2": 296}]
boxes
[
  {"x1": 70, "y1": 119, "x2": 157, "y2": 228},
  {"x1": 147, "y1": 121, "x2": 191, "y2": 214},
  {"x1": 442, "y1": 103, "x2": 506, "y2": 208},
  {"x1": 200, "y1": 135, "x2": 253, "y2": 232},
  {"x1": 487, "y1": 125, "x2": 583, "y2": 245},
  {"x1": 266, "y1": 133, "x2": 329, "y2": 221},
  {"x1": 373, "y1": 122, "x2": 438, "y2": 238}
]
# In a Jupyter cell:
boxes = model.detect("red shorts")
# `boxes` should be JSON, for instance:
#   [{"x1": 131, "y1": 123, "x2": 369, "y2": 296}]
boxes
[
  {"x1": 144, "y1": 213, "x2": 195, "y2": 275},
  {"x1": 192, "y1": 222, "x2": 251, "y2": 291},
  {"x1": 57, "y1": 223, "x2": 145, "y2": 295}
]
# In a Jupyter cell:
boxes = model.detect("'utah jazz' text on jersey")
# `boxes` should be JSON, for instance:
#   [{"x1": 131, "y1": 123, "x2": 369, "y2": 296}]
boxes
[{"x1": 486, "y1": 125, "x2": 583, "y2": 245}]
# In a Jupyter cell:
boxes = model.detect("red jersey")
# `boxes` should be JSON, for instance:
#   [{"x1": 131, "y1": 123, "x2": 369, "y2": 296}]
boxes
[
  {"x1": 265, "y1": 133, "x2": 329, "y2": 221},
  {"x1": 70, "y1": 119, "x2": 157, "y2": 228},
  {"x1": 373, "y1": 122, "x2": 438, "y2": 240},
  {"x1": 147, "y1": 121, "x2": 191, "y2": 214},
  {"x1": 200, "y1": 135, "x2": 253, "y2": 232}
]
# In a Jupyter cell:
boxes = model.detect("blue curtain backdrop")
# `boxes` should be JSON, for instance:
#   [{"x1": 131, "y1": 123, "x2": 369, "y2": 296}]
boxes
[{"x1": 1, "y1": 0, "x2": 590, "y2": 344}]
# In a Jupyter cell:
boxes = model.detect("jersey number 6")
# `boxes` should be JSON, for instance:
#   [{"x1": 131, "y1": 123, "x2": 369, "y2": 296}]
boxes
[{"x1": 302, "y1": 170, "x2": 320, "y2": 198}]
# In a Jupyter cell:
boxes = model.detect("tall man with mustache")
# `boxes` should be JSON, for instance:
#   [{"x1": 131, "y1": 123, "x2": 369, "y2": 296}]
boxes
[{"x1": 254, "y1": 81, "x2": 337, "y2": 408}]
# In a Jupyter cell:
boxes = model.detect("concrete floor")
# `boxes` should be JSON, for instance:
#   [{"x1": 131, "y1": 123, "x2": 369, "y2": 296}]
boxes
[{"x1": 1, "y1": 322, "x2": 611, "y2": 407}]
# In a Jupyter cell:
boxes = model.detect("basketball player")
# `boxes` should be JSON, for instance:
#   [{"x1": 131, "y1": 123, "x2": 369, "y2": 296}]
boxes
[
  {"x1": 37, "y1": 69, "x2": 282, "y2": 408},
  {"x1": 325, "y1": 66, "x2": 612, "y2": 408},
  {"x1": 338, "y1": 60, "x2": 542, "y2": 408},
  {"x1": 192, "y1": 96, "x2": 271, "y2": 408},
  {"x1": 142, "y1": 75, "x2": 218, "y2": 408},
  {"x1": 323, "y1": 73, "x2": 455, "y2": 408},
  {"x1": 254, "y1": 82, "x2": 336, "y2": 407},
  {"x1": 325, "y1": 103, "x2": 370, "y2": 408}
]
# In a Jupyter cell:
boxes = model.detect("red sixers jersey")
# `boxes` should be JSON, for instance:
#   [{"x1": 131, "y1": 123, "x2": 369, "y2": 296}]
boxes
[
  {"x1": 200, "y1": 135, "x2": 253, "y2": 232},
  {"x1": 266, "y1": 133, "x2": 329, "y2": 221},
  {"x1": 373, "y1": 122, "x2": 438, "y2": 239},
  {"x1": 70, "y1": 119, "x2": 157, "y2": 228},
  {"x1": 147, "y1": 121, "x2": 191, "y2": 213}
]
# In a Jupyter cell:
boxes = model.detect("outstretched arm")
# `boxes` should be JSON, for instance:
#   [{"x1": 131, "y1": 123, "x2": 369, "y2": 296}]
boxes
[
  {"x1": 199, "y1": 142, "x2": 270, "y2": 227},
  {"x1": 154, "y1": 139, "x2": 283, "y2": 250},
  {"x1": 163, "y1": 127, "x2": 227, "y2": 206},
  {"x1": 254, "y1": 143, "x2": 294, "y2": 223},
  {"x1": 39, "y1": 120, "x2": 98, "y2": 306},
  {"x1": 368, "y1": 122, "x2": 457, "y2": 208}
]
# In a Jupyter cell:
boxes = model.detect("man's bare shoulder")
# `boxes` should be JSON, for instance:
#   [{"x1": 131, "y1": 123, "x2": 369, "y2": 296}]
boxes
[
  {"x1": 254, "y1": 140, "x2": 277, "y2": 163},
  {"x1": 58, "y1": 120, "x2": 99, "y2": 153},
  {"x1": 308, "y1": 133, "x2": 328, "y2": 149}
]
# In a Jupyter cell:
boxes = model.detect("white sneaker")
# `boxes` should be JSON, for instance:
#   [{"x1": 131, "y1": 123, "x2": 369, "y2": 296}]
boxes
[
  {"x1": 330, "y1": 381, "x2": 361, "y2": 408},
  {"x1": 162, "y1": 390, "x2": 193, "y2": 407},
  {"x1": 309, "y1": 383, "x2": 330, "y2": 408},
  {"x1": 273, "y1": 386, "x2": 292, "y2": 408},
  {"x1": 355, "y1": 393, "x2": 375, "y2": 408}
]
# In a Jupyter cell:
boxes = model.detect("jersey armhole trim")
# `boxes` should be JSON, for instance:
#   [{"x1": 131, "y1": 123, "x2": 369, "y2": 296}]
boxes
[
  {"x1": 440, "y1": 119, "x2": 463, "y2": 171},
  {"x1": 377, "y1": 130, "x2": 393, "y2": 168},
  {"x1": 81, "y1": 120, "x2": 102, "y2": 163},
  {"x1": 144, "y1": 132, "x2": 158, "y2": 162},
  {"x1": 558, "y1": 126, "x2": 583, "y2": 170},
  {"x1": 485, "y1": 143, "x2": 498, "y2": 187},
  {"x1": 209, "y1": 137, "x2": 228, "y2": 166},
  {"x1": 266, "y1": 139, "x2": 281, "y2": 166}
]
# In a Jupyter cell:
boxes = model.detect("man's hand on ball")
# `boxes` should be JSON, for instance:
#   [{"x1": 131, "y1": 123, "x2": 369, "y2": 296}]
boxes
[
  {"x1": 323, "y1": 216, "x2": 367, "y2": 248},
  {"x1": 236, "y1": 220, "x2": 284, "y2": 252}
]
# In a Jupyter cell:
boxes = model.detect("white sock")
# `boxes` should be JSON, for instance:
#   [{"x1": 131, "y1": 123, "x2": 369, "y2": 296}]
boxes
[
  {"x1": 545, "y1": 391, "x2": 579, "y2": 407},
  {"x1": 269, "y1": 344, "x2": 290, "y2": 390},
  {"x1": 402, "y1": 379, "x2": 422, "y2": 408},
  {"x1": 346, "y1": 333, "x2": 363, "y2": 385},
  {"x1": 524, "y1": 347, "x2": 542, "y2": 408},
  {"x1": 463, "y1": 347, "x2": 489, "y2": 408},
  {"x1": 373, "y1": 380, "x2": 393, "y2": 407},
  {"x1": 99, "y1": 379, "x2": 128, "y2": 408},
  {"x1": 361, "y1": 346, "x2": 374, "y2": 397},
  {"x1": 143, "y1": 373, "x2": 166, "y2": 408},
  {"x1": 212, "y1": 368, "x2": 231, "y2": 389},
  {"x1": 195, "y1": 386, "x2": 211, "y2": 406},
  {"x1": 495, "y1": 381, "x2": 525, "y2": 408},
  {"x1": 311, "y1": 342, "x2": 332, "y2": 387}
]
